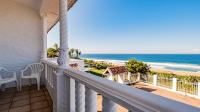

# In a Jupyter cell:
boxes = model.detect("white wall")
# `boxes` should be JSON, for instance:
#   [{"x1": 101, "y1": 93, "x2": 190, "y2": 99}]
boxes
[
  {"x1": 117, "y1": 73, "x2": 124, "y2": 84},
  {"x1": 0, "y1": 0, "x2": 42, "y2": 71}
]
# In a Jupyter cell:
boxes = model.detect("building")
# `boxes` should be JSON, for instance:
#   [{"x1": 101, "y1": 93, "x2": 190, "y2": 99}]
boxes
[
  {"x1": 0, "y1": 0, "x2": 199, "y2": 112},
  {"x1": 103, "y1": 66, "x2": 128, "y2": 84}
]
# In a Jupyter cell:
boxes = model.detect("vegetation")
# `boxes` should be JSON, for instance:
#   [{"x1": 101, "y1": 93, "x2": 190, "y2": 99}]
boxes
[
  {"x1": 69, "y1": 48, "x2": 81, "y2": 59},
  {"x1": 47, "y1": 43, "x2": 59, "y2": 58},
  {"x1": 125, "y1": 59, "x2": 150, "y2": 74},
  {"x1": 84, "y1": 59, "x2": 114, "y2": 70},
  {"x1": 47, "y1": 43, "x2": 81, "y2": 59},
  {"x1": 149, "y1": 71, "x2": 200, "y2": 82},
  {"x1": 87, "y1": 68, "x2": 105, "y2": 77},
  {"x1": 85, "y1": 58, "x2": 200, "y2": 83}
]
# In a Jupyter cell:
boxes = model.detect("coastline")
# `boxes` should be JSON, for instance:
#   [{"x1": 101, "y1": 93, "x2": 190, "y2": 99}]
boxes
[{"x1": 83, "y1": 58, "x2": 200, "y2": 76}]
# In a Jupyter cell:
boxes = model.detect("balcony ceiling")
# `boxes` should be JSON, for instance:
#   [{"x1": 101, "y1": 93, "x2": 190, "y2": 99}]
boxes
[
  {"x1": 14, "y1": 0, "x2": 77, "y2": 32},
  {"x1": 13, "y1": 0, "x2": 42, "y2": 10}
]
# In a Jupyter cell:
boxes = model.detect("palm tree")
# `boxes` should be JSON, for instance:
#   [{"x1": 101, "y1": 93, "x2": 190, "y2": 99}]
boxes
[
  {"x1": 75, "y1": 49, "x2": 81, "y2": 59},
  {"x1": 68, "y1": 48, "x2": 81, "y2": 59},
  {"x1": 47, "y1": 43, "x2": 59, "y2": 58}
]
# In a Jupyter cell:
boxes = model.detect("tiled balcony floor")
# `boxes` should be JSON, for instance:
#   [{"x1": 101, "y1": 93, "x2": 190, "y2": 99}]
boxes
[{"x1": 0, "y1": 85, "x2": 53, "y2": 112}]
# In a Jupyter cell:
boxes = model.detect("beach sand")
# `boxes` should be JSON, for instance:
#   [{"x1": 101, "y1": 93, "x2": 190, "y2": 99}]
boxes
[{"x1": 150, "y1": 67, "x2": 200, "y2": 76}]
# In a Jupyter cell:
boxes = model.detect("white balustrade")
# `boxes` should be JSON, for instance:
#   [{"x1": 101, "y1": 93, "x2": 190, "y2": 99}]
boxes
[
  {"x1": 85, "y1": 87, "x2": 97, "y2": 112},
  {"x1": 75, "y1": 82, "x2": 85, "y2": 112},
  {"x1": 102, "y1": 96, "x2": 117, "y2": 112},
  {"x1": 42, "y1": 59, "x2": 200, "y2": 112}
]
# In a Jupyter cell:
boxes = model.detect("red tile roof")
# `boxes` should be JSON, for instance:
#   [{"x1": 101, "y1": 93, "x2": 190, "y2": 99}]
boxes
[
  {"x1": 105, "y1": 66, "x2": 127, "y2": 75},
  {"x1": 69, "y1": 63, "x2": 78, "y2": 68}
]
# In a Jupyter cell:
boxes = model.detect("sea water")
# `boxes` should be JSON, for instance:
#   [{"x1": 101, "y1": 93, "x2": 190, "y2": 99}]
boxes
[{"x1": 81, "y1": 54, "x2": 200, "y2": 73}]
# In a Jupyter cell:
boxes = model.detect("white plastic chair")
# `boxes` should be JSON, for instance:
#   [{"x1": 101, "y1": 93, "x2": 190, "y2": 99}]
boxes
[
  {"x1": 0, "y1": 67, "x2": 18, "y2": 91},
  {"x1": 20, "y1": 63, "x2": 44, "y2": 91}
]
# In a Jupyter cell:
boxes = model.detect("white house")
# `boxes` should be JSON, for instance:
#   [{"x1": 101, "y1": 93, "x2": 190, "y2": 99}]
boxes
[
  {"x1": 103, "y1": 66, "x2": 129, "y2": 84},
  {"x1": 0, "y1": 0, "x2": 199, "y2": 112}
]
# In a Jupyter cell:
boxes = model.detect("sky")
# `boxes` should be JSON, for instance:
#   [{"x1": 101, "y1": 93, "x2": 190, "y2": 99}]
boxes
[{"x1": 47, "y1": 0, "x2": 200, "y2": 54}]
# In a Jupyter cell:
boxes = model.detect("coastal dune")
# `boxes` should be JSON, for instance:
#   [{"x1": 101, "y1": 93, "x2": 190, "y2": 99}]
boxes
[{"x1": 87, "y1": 59, "x2": 200, "y2": 76}]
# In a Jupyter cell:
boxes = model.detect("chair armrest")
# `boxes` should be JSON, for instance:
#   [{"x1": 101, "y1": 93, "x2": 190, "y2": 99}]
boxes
[{"x1": 20, "y1": 66, "x2": 29, "y2": 77}]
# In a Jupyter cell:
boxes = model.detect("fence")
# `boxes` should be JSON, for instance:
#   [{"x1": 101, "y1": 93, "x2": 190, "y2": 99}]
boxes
[
  {"x1": 177, "y1": 80, "x2": 198, "y2": 95},
  {"x1": 144, "y1": 75, "x2": 153, "y2": 84},
  {"x1": 157, "y1": 76, "x2": 173, "y2": 89},
  {"x1": 143, "y1": 74, "x2": 200, "y2": 98}
]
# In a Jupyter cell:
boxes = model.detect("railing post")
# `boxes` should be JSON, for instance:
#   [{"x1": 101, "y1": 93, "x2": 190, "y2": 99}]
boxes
[
  {"x1": 172, "y1": 78, "x2": 177, "y2": 91},
  {"x1": 75, "y1": 82, "x2": 85, "y2": 112},
  {"x1": 102, "y1": 96, "x2": 117, "y2": 112},
  {"x1": 56, "y1": 68, "x2": 71, "y2": 112},
  {"x1": 137, "y1": 73, "x2": 141, "y2": 81},
  {"x1": 198, "y1": 82, "x2": 200, "y2": 97},
  {"x1": 85, "y1": 87, "x2": 97, "y2": 112},
  {"x1": 153, "y1": 74, "x2": 157, "y2": 86},
  {"x1": 128, "y1": 72, "x2": 131, "y2": 81}
]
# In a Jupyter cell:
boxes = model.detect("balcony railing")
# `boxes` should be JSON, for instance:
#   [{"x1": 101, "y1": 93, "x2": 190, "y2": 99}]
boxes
[{"x1": 41, "y1": 59, "x2": 200, "y2": 112}]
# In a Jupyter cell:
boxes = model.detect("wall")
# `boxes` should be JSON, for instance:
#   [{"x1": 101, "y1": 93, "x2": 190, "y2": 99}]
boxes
[{"x1": 0, "y1": 0, "x2": 42, "y2": 71}]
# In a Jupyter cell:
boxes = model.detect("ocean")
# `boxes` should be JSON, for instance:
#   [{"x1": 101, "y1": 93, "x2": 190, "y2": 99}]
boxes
[{"x1": 81, "y1": 54, "x2": 200, "y2": 73}]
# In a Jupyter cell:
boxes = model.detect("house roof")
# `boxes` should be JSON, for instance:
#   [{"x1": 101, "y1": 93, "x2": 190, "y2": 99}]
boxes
[
  {"x1": 104, "y1": 66, "x2": 127, "y2": 75},
  {"x1": 69, "y1": 63, "x2": 78, "y2": 68}
]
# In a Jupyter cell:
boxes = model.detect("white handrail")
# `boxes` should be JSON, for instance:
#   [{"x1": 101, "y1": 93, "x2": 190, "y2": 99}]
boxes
[
  {"x1": 42, "y1": 59, "x2": 200, "y2": 112},
  {"x1": 64, "y1": 68, "x2": 200, "y2": 112}
]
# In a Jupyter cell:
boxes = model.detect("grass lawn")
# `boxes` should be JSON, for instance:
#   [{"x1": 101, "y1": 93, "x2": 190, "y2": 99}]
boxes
[{"x1": 87, "y1": 68, "x2": 105, "y2": 77}]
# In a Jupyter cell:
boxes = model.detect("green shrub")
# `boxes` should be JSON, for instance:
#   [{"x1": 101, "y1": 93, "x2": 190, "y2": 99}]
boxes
[
  {"x1": 125, "y1": 59, "x2": 150, "y2": 74},
  {"x1": 84, "y1": 59, "x2": 114, "y2": 70},
  {"x1": 150, "y1": 71, "x2": 200, "y2": 83}
]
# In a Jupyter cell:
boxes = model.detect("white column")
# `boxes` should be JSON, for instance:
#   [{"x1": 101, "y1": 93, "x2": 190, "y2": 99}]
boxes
[
  {"x1": 172, "y1": 78, "x2": 177, "y2": 91},
  {"x1": 57, "y1": 0, "x2": 69, "y2": 67},
  {"x1": 56, "y1": 0, "x2": 71, "y2": 112},
  {"x1": 128, "y1": 72, "x2": 131, "y2": 81},
  {"x1": 41, "y1": 13, "x2": 47, "y2": 59},
  {"x1": 102, "y1": 96, "x2": 117, "y2": 112},
  {"x1": 137, "y1": 73, "x2": 141, "y2": 81},
  {"x1": 85, "y1": 87, "x2": 97, "y2": 112},
  {"x1": 198, "y1": 82, "x2": 200, "y2": 97},
  {"x1": 118, "y1": 74, "x2": 124, "y2": 84},
  {"x1": 153, "y1": 75, "x2": 157, "y2": 86},
  {"x1": 75, "y1": 82, "x2": 85, "y2": 112}
]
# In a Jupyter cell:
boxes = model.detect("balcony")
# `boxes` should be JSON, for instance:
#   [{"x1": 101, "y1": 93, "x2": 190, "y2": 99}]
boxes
[
  {"x1": 44, "y1": 59, "x2": 200, "y2": 111},
  {"x1": 1, "y1": 59, "x2": 200, "y2": 112}
]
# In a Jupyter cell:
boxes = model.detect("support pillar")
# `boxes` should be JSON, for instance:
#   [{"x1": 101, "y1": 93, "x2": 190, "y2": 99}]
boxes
[
  {"x1": 56, "y1": 0, "x2": 71, "y2": 111},
  {"x1": 172, "y1": 78, "x2": 177, "y2": 91},
  {"x1": 198, "y1": 82, "x2": 200, "y2": 97},
  {"x1": 153, "y1": 75, "x2": 157, "y2": 86},
  {"x1": 41, "y1": 13, "x2": 47, "y2": 59}
]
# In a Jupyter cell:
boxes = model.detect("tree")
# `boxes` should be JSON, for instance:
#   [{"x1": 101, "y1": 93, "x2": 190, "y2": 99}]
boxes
[
  {"x1": 125, "y1": 59, "x2": 150, "y2": 74},
  {"x1": 69, "y1": 48, "x2": 81, "y2": 59},
  {"x1": 47, "y1": 43, "x2": 59, "y2": 58}
]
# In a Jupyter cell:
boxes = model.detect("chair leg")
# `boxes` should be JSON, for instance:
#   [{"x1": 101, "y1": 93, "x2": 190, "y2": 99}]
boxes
[
  {"x1": 29, "y1": 79, "x2": 31, "y2": 86},
  {"x1": 37, "y1": 78, "x2": 40, "y2": 91},
  {"x1": 16, "y1": 81, "x2": 19, "y2": 91},
  {"x1": 20, "y1": 78, "x2": 22, "y2": 91}
]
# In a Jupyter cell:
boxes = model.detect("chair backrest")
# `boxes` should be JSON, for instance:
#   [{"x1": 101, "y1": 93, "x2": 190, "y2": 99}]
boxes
[
  {"x1": 28, "y1": 63, "x2": 44, "y2": 74},
  {"x1": 0, "y1": 67, "x2": 12, "y2": 80}
]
